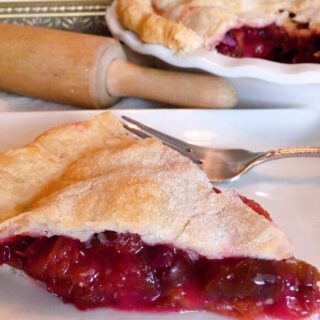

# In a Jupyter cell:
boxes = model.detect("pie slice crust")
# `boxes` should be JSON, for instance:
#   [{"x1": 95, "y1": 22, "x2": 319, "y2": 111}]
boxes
[
  {"x1": 0, "y1": 112, "x2": 319, "y2": 318},
  {"x1": 0, "y1": 113, "x2": 292, "y2": 260}
]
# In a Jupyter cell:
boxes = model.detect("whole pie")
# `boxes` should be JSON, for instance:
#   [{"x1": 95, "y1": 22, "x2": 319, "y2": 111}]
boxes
[
  {"x1": 116, "y1": 0, "x2": 320, "y2": 63},
  {"x1": 0, "y1": 113, "x2": 319, "y2": 318}
]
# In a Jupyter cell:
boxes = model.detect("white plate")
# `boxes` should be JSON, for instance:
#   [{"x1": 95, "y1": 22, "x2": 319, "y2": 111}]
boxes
[
  {"x1": 0, "y1": 109, "x2": 319, "y2": 320},
  {"x1": 106, "y1": 2, "x2": 320, "y2": 108}
]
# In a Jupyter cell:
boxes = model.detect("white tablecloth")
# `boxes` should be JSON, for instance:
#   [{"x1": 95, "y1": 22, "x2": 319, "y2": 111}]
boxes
[{"x1": 0, "y1": 92, "x2": 165, "y2": 111}]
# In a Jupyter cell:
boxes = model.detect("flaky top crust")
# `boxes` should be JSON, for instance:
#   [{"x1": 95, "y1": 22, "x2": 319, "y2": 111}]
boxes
[
  {"x1": 116, "y1": 0, "x2": 320, "y2": 54},
  {"x1": 0, "y1": 113, "x2": 293, "y2": 260},
  {"x1": 0, "y1": 113, "x2": 130, "y2": 223}
]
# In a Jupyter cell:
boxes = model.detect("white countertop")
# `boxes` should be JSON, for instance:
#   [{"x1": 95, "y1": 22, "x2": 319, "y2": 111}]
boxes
[{"x1": 0, "y1": 92, "x2": 167, "y2": 111}]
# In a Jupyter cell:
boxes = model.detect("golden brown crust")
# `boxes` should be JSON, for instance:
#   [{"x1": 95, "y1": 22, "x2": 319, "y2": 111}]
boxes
[
  {"x1": 116, "y1": 0, "x2": 152, "y2": 34},
  {"x1": 116, "y1": 0, "x2": 204, "y2": 54},
  {"x1": 0, "y1": 113, "x2": 293, "y2": 260},
  {"x1": 0, "y1": 113, "x2": 129, "y2": 222}
]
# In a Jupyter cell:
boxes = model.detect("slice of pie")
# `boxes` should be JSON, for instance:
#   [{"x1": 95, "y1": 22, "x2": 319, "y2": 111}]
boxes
[
  {"x1": 0, "y1": 112, "x2": 319, "y2": 318},
  {"x1": 116, "y1": 0, "x2": 320, "y2": 63}
]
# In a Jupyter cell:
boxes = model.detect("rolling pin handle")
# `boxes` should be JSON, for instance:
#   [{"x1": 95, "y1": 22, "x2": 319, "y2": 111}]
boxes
[{"x1": 106, "y1": 59, "x2": 237, "y2": 109}]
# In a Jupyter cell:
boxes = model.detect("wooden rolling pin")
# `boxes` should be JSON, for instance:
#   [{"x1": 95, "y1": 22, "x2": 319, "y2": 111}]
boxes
[{"x1": 0, "y1": 24, "x2": 237, "y2": 108}]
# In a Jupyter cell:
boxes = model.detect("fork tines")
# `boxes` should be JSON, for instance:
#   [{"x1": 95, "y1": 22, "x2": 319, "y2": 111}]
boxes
[{"x1": 122, "y1": 116, "x2": 199, "y2": 162}]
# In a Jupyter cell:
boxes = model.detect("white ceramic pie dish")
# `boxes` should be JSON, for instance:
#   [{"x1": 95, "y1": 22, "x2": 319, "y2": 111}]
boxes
[{"x1": 106, "y1": 2, "x2": 320, "y2": 108}]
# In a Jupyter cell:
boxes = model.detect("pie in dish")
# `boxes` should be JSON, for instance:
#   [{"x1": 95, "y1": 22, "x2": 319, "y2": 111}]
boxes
[
  {"x1": 0, "y1": 112, "x2": 319, "y2": 318},
  {"x1": 116, "y1": 0, "x2": 320, "y2": 63}
]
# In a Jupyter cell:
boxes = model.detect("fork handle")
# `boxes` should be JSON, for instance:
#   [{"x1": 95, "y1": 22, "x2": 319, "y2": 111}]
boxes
[{"x1": 259, "y1": 147, "x2": 320, "y2": 163}]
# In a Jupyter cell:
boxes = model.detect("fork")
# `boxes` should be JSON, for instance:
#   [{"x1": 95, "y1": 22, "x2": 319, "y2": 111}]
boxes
[{"x1": 122, "y1": 116, "x2": 320, "y2": 183}]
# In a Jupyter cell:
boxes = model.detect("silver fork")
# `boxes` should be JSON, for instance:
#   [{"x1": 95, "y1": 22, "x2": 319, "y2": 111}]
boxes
[{"x1": 122, "y1": 116, "x2": 320, "y2": 183}]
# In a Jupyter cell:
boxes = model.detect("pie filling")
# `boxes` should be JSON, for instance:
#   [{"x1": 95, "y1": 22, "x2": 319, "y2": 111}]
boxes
[
  {"x1": 216, "y1": 24, "x2": 320, "y2": 63},
  {"x1": 0, "y1": 197, "x2": 319, "y2": 319}
]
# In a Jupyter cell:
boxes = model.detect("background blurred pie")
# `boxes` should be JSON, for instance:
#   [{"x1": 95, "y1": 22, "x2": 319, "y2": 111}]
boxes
[{"x1": 117, "y1": 0, "x2": 320, "y2": 63}]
